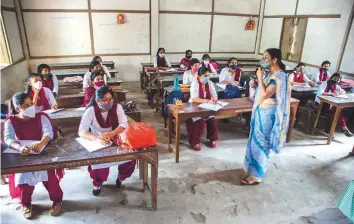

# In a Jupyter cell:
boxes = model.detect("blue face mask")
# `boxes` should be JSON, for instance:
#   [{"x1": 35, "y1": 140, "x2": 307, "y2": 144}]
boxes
[
  {"x1": 322, "y1": 68, "x2": 329, "y2": 72},
  {"x1": 260, "y1": 60, "x2": 270, "y2": 69},
  {"x1": 97, "y1": 101, "x2": 113, "y2": 111},
  {"x1": 230, "y1": 64, "x2": 237, "y2": 70},
  {"x1": 203, "y1": 77, "x2": 209, "y2": 83}
]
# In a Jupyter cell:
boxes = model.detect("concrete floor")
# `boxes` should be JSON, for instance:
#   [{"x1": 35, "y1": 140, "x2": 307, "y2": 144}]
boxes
[{"x1": 1, "y1": 82, "x2": 354, "y2": 224}]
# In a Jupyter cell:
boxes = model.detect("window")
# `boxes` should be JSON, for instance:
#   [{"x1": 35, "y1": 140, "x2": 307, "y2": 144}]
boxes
[{"x1": 0, "y1": 15, "x2": 12, "y2": 69}]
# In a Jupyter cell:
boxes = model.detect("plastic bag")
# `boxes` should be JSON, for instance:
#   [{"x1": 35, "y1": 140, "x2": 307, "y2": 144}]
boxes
[
  {"x1": 113, "y1": 122, "x2": 157, "y2": 150},
  {"x1": 338, "y1": 180, "x2": 354, "y2": 222}
]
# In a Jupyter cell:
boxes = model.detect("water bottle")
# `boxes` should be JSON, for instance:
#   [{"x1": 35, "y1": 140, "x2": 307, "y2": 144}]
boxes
[{"x1": 173, "y1": 73, "x2": 180, "y2": 91}]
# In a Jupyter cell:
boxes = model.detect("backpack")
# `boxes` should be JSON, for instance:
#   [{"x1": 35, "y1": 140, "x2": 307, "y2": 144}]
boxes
[
  {"x1": 224, "y1": 84, "x2": 241, "y2": 99},
  {"x1": 163, "y1": 90, "x2": 184, "y2": 127}
]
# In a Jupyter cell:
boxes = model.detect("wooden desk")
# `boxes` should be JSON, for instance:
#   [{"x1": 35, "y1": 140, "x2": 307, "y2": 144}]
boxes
[
  {"x1": 167, "y1": 98, "x2": 300, "y2": 163},
  {"x1": 1, "y1": 134, "x2": 158, "y2": 210},
  {"x1": 49, "y1": 61, "x2": 115, "y2": 70},
  {"x1": 52, "y1": 69, "x2": 119, "y2": 80},
  {"x1": 313, "y1": 93, "x2": 354, "y2": 144}
]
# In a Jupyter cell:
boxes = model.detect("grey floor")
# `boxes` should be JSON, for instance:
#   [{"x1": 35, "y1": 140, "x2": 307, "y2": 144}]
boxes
[{"x1": 1, "y1": 82, "x2": 353, "y2": 224}]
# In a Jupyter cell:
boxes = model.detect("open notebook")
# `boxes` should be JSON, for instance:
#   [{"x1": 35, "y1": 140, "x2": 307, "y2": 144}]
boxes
[
  {"x1": 3, "y1": 140, "x2": 47, "y2": 154},
  {"x1": 198, "y1": 101, "x2": 229, "y2": 112},
  {"x1": 76, "y1": 137, "x2": 112, "y2": 153},
  {"x1": 43, "y1": 108, "x2": 65, "y2": 114}
]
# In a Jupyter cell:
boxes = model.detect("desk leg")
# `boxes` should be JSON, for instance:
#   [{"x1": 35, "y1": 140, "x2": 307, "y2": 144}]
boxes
[
  {"x1": 151, "y1": 151, "x2": 158, "y2": 211},
  {"x1": 143, "y1": 160, "x2": 148, "y2": 192},
  {"x1": 312, "y1": 101, "x2": 324, "y2": 135},
  {"x1": 327, "y1": 106, "x2": 341, "y2": 145},
  {"x1": 175, "y1": 117, "x2": 180, "y2": 163},
  {"x1": 139, "y1": 159, "x2": 143, "y2": 180},
  {"x1": 286, "y1": 105, "x2": 298, "y2": 143},
  {"x1": 168, "y1": 113, "x2": 173, "y2": 153}
]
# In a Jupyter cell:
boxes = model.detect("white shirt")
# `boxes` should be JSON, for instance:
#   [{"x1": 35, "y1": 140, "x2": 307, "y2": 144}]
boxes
[
  {"x1": 189, "y1": 80, "x2": 217, "y2": 103},
  {"x1": 312, "y1": 71, "x2": 331, "y2": 83},
  {"x1": 219, "y1": 67, "x2": 242, "y2": 83},
  {"x1": 4, "y1": 114, "x2": 53, "y2": 186},
  {"x1": 36, "y1": 87, "x2": 57, "y2": 112},
  {"x1": 83, "y1": 71, "x2": 108, "y2": 89},
  {"x1": 315, "y1": 81, "x2": 345, "y2": 104},
  {"x1": 51, "y1": 74, "x2": 59, "y2": 94},
  {"x1": 288, "y1": 72, "x2": 311, "y2": 83},
  {"x1": 182, "y1": 70, "x2": 197, "y2": 85},
  {"x1": 199, "y1": 63, "x2": 217, "y2": 74},
  {"x1": 153, "y1": 56, "x2": 171, "y2": 68}
]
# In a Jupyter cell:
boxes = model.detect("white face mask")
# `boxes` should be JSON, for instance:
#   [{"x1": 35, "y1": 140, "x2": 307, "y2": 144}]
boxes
[
  {"x1": 22, "y1": 105, "x2": 36, "y2": 118},
  {"x1": 33, "y1": 80, "x2": 42, "y2": 90},
  {"x1": 204, "y1": 60, "x2": 209, "y2": 65},
  {"x1": 159, "y1": 53, "x2": 164, "y2": 57}
]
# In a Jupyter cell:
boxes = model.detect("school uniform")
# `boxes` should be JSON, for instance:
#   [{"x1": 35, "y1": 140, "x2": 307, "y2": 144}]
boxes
[
  {"x1": 83, "y1": 72, "x2": 108, "y2": 89},
  {"x1": 4, "y1": 113, "x2": 63, "y2": 207},
  {"x1": 180, "y1": 57, "x2": 190, "y2": 69},
  {"x1": 315, "y1": 81, "x2": 347, "y2": 132},
  {"x1": 42, "y1": 75, "x2": 59, "y2": 94},
  {"x1": 312, "y1": 69, "x2": 331, "y2": 83},
  {"x1": 185, "y1": 80, "x2": 219, "y2": 146},
  {"x1": 78, "y1": 102, "x2": 135, "y2": 187},
  {"x1": 29, "y1": 87, "x2": 57, "y2": 112},
  {"x1": 182, "y1": 70, "x2": 197, "y2": 85},
  {"x1": 81, "y1": 86, "x2": 95, "y2": 107},
  {"x1": 219, "y1": 67, "x2": 242, "y2": 83},
  {"x1": 199, "y1": 62, "x2": 217, "y2": 74},
  {"x1": 288, "y1": 71, "x2": 311, "y2": 84},
  {"x1": 153, "y1": 56, "x2": 171, "y2": 68}
]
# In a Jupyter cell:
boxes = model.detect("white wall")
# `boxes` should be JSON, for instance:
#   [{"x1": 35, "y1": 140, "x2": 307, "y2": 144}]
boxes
[{"x1": 340, "y1": 19, "x2": 354, "y2": 74}]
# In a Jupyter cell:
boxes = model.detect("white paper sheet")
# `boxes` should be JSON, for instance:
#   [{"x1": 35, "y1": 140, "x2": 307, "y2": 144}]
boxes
[
  {"x1": 3, "y1": 140, "x2": 47, "y2": 154},
  {"x1": 216, "y1": 83, "x2": 227, "y2": 89},
  {"x1": 334, "y1": 94, "x2": 348, "y2": 99},
  {"x1": 198, "y1": 101, "x2": 229, "y2": 112},
  {"x1": 75, "y1": 107, "x2": 86, "y2": 111},
  {"x1": 42, "y1": 108, "x2": 65, "y2": 114},
  {"x1": 76, "y1": 137, "x2": 112, "y2": 153}
]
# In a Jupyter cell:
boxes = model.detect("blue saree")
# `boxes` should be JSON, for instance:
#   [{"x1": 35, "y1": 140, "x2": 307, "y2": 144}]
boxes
[{"x1": 244, "y1": 71, "x2": 291, "y2": 179}]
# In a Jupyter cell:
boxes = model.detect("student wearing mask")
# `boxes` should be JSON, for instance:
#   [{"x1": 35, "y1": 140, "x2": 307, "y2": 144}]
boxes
[
  {"x1": 219, "y1": 57, "x2": 242, "y2": 85},
  {"x1": 200, "y1": 54, "x2": 217, "y2": 75},
  {"x1": 288, "y1": 63, "x2": 315, "y2": 86},
  {"x1": 92, "y1": 56, "x2": 111, "y2": 79},
  {"x1": 37, "y1": 64, "x2": 59, "y2": 96},
  {"x1": 25, "y1": 73, "x2": 58, "y2": 112},
  {"x1": 315, "y1": 73, "x2": 353, "y2": 137},
  {"x1": 182, "y1": 58, "x2": 199, "y2": 85},
  {"x1": 186, "y1": 67, "x2": 219, "y2": 151},
  {"x1": 5, "y1": 92, "x2": 64, "y2": 219},
  {"x1": 153, "y1": 47, "x2": 171, "y2": 69},
  {"x1": 312, "y1": 61, "x2": 331, "y2": 84},
  {"x1": 83, "y1": 61, "x2": 106, "y2": 89},
  {"x1": 180, "y1": 50, "x2": 193, "y2": 69},
  {"x1": 81, "y1": 70, "x2": 105, "y2": 107},
  {"x1": 78, "y1": 86, "x2": 136, "y2": 196}
]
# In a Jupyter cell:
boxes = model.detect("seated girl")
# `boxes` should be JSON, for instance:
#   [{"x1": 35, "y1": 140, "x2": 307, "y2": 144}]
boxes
[
  {"x1": 200, "y1": 54, "x2": 217, "y2": 75},
  {"x1": 92, "y1": 56, "x2": 111, "y2": 79},
  {"x1": 5, "y1": 92, "x2": 64, "y2": 219},
  {"x1": 186, "y1": 67, "x2": 219, "y2": 151},
  {"x1": 312, "y1": 60, "x2": 331, "y2": 84},
  {"x1": 180, "y1": 50, "x2": 193, "y2": 69},
  {"x1": 288, "y1": 63, "x2": 315, "y2": 86},
  {"x1": 78, "y1": 86, "x2": 136, "y2": 196},
  {"x1": 315, "y1": 73, "x2": 353, "y2": 137},
  {"x1": 153, "y1": 47, "x2": 171, "y2": 69},
  {"x1": 37, "y1": 64, "x2": 59, "y2": 96},
  {"x1": 182, "y1": 58, "x2": 200, "y2": 85},
  {"x1": 219, "y1": 57, "x2": 242, "y2": 86},
  {"x1": 83, "y1": 60, "x2": 106, "y2": 89},
  {"x1": 81, "y1": 70, "x2": 105, "y2": 107},
  {"x1": 26, "y1": 73, "x2": 57, "y2": 112}
]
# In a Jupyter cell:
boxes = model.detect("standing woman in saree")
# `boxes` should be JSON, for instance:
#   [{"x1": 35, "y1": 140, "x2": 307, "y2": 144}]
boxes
[{"x1": 242, "y1": 48, "x2": 291, "y2": 185}]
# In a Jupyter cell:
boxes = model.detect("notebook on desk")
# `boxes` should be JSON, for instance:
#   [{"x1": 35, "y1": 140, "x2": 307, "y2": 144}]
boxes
[
  {"x1": 3, "y1": 140, "x2": 47, "y2": 154},
  {"x1": 76, "y1": 137, "x2": 112, "y2": 153},
  {"x1": 43, "y1": 108, "x2": 65, "y2": 114},
  {"x1": 198, "y1": 101, "x2": 229, "y2": 112}
]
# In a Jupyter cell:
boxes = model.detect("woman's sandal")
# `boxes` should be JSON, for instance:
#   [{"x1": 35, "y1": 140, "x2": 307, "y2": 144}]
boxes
[{"x1": 241, "y1": 176, "x2": 262, "y2": 185}]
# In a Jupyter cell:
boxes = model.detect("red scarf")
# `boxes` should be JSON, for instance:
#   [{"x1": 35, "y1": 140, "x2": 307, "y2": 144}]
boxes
[
  {"x1": 93, "y1": 101, "x2": 119, "y2": 129},
  {"x1": 42, "y1": 78, "x2": 54, "y2": 91},
  {"x1": 325, "y1": 82, "x2": 337, "y2": 93},
  {"x1": 319, "y1": 69, "x2": 328, "y2": 81},
  {"x1": 233, "y1": 68, "x2": 242, "y2": 81},
  {"x1": 180, "y1": 58, "x2": 190, "y2": 68},
  {"x1": 81, "y1": 86, "x2": 95, "y2": 107},
  {"x1": 157, "y1": 56, "x2": 167, "y2": 67},
  {"x1": 29, "y1": 88, "x2": 51, "y2": 110},
  {"x1": 198, "y1": 80, "x2": 211, "y2": 99}
]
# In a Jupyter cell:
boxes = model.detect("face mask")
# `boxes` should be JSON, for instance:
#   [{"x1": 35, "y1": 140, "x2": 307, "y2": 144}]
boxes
[
  {"x1": 159, "y1": 53, "x2": 164, "y2": 58},
  {"x1": 22, "y1": 105, "x2": 36, "y2": 118},
  {"x1": 322, "y1": 68, "x2": 329, "y2": 72},
  {"x1": 330, "y1": 80, "x2": 338, "y2": 85},
  {"x1": 298, "y1": 69, "x2": 304, "y2": 73},
  {"x1": 33, "y1": 80, "x2": 42, "y2": 90},
  {"x1": 94, "y1": 81, "x2": 104, "y2": 87},
  {"x1": 260, "y1": 60, "x2": 270, "y2": 69},
  {"x1": 186, "y1": 55, "x2": 192, "y2": 59},
  {"x1": 192, "y1": 67, "x2": 199, "y2": 74},
  {"x1": 230, "y1": 64, "x2": 237, "y2": 70},
  {"x1": 97, "y1": 101, "x2": 113, "y2": 111},
  {"x1": 203, "y1": 77, "x2": 209, "y2": 83},
  {"x1": 42, "y1": 73, "x2": 52, "y2": 79},
  {"x1": 203, "y1": 60, "x2": 209, "y2": 65}
]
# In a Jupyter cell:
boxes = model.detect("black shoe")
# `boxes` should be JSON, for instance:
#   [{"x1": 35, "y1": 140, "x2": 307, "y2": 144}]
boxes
[
  {"x1": 116, "y1": 179, "x2": 121, "y2": 188},
  {"x1": 92, "y1": 188, "x2": 101, "y2": 196},
  {"x1": 343, "y1": 129, "x2": 354, "y2": 137}
]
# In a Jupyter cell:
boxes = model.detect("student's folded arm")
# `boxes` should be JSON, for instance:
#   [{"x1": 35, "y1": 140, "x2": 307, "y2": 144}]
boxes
[
  {"x1": 78, "y1": 108, "x2": 98, "y2": 141},
  {"x1": 52, "y1": 75, "x2": 59, "y2": 94},
  {"x1": 4, "y1": 120, "x2": 21, "y2": 151}
]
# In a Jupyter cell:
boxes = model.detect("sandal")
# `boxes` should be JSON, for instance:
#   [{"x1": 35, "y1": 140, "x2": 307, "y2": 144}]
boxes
[
  {"x1": 49, "y1": 202, "x2": 62, "y2": 216},
  {"x1": 241, "y1": 176, "x2": 262, "y2": 185},
  {"x1": 23, "y1": 206, "x2": 32, "y2": 219}
]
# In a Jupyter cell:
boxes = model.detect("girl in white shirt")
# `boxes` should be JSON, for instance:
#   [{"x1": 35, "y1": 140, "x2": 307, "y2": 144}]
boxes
[
  {"x1": 199, "y1": 54, "x2": 217, "y2": 75},
  {"x1": 83, "y1": 61, "x2": 107, "y2": 89},
  {"x1": 288, "y1": 62, "x2": 314, "y2": 86},
  {"x1": 153, "y1": 47, "x2": 171, "y2": 69},
  {"x1": 78, "y1": 86, "x2": 136, "y2": 196},
  {"x1": 312, "y1": 60, "x2": 331, "y2": 84},
  {"x1": 182, "y1": 58, "x2": 199, "y2": 85},
  {"x1": 180, "y1": 49, "x2": 193, "y2": 69},
  {"x1": 92, "y1": 56, "x2": 111, "y2": 79},
  {"x1": 219, "y1": 57, "x2": 242, "y2": 85},
  {"x1": 186, "y1": 67, "x2": 219, "y2": 151},
  {"x1": 37, "y1": 64, "x2": 59, "y2": 96}
]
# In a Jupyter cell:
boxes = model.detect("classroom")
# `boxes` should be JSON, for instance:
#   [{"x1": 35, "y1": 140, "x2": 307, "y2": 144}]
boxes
[{"x1": 0, "y1": 0, "x2": 354, "y2": 223}]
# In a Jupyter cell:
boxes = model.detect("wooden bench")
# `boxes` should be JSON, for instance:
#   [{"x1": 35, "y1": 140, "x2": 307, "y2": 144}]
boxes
[
  {"x1": 49, "y1": 61, "x2": 115, "y2": 70},
  {"x1": 296, "y1": 103, "x2": 329, "y2": 134},
  {"x1": 52, "y1": 69, "x2": 119, "y2": 80}
]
